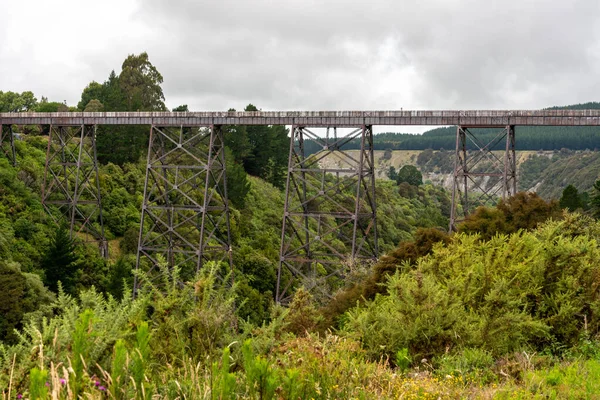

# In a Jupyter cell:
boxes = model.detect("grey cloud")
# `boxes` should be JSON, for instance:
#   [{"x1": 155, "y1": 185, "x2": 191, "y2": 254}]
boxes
[
  {"x1": 1, "y1": 0, "x2": 599, "y2": 112},
  {"x1": 137, "y1": 0, "x2": 600, "y2": 111}
]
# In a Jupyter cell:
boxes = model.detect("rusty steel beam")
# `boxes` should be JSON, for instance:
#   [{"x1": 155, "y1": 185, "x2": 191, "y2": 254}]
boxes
[
  {"x1": 0, "y1": 124, "x2": 16, "y2": 166},
  {"x1": 3, "y1": 109, "x2": 600, "y2": 126},
  {"x1": 42, "y1": 124, "x2": 108, "y2": 256},
  {"x1": 449, "y1": 125, "x2": 517, "y2": 231},
  {"x1": 277, "y1": 125, "x2": 378, "y2": 304},
  {"x1": 134, "y1": 125, "x2": 232, "y2": 294}
]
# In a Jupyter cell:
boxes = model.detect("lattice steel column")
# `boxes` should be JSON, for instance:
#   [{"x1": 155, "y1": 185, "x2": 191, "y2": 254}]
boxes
[
  {"x1": 42, "y1": 124, "x2": 107, "y2": 256},
  {"x1": 449, "y1": 125, "x2": 517, "y2": 231},
  {"x1": 0, "y1": 124, "x2": 16, "y2": 166},
  {"x1": 135, "y1": 125, "x2": 232, "y2": 290},
  {"x1": 276, "y1": 125, "x2": 378, "y2": 303}
]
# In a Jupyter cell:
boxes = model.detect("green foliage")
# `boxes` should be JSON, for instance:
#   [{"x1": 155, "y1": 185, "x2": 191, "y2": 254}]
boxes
[
  {"x1": 0, "y1": 91, "x2": 37, "y2": 112},
  {"x1": 78, "y1": 81, "x2": 105, "y2": 110},
  {"x1": 77, "y1": 53, "x2": 166, "y2": 164},
  {"x1": 233, "y1": 104, "x2": 289, "y2": 189},
  {"x1": 395, "y1": 165, "x2": 423, "y2": 186},
  {"x1": 282, "y1": 288, "x2": 323, "y2": 336},
  {"x1": 559, "y1": 184, "x2": 583, "y2": 211},
  {"x1": 241, "y1": 339, "x2": 278, "y2": 399},
  {"x1": 172, "y1": 104, "x2": 189, "y2": 112},
  {"x1": 344, "y1": 215, "x2": 600, "y2": 362},
  {"x1": 110, "y1": 339, "x2": 128, "y2": 398},
  {"x1": 224, "y1": 147, "x2": 251, "y2": 208},
  {"x1": 210, "y1": 346, "x2": 237, "y2": 399},
  {"x1": 40, "y1": 226, "x2": 78, "y2": 295},
  {"x1": 131, "y1": 322, "x2": 150, "y2": 398},
  {"x1": 519, "y1": 151, "x2": 600, "y2": 199},
  {"x1": 119, "y1": 52, "x2": 166, "y2": 111},
  {"x1": 29, "y1": 367, "x2": 49, "y2": 400},
  {"x1": 436, "y1": 348, "x2": 496, "y2": 384},
  {"x1": 0, "y1": 261, "x2": 53, "y2": 343},
  {"x1": 395, "y1": 348, "x2": 412, "y2": 372},
  {"x1": 0, "y1": 261, "x2": 27, "y2": 343},
  {"x1": 71, "y1": 309, "x2": 95, "y2": 396},
  {"x1": 322, "y1": 227, "x2": 450, "y2": 327},
  {"x1": 459, "y1": 192, "x2": 561, "y2": 239},
  {"x1": 83, "y1": 98, "x2": 104, "y2": 112}
]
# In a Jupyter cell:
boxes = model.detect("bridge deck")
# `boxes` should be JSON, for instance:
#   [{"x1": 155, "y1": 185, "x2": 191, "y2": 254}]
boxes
[{"x1": 2, "y1": 110, "x2": 600, "y2": 126}]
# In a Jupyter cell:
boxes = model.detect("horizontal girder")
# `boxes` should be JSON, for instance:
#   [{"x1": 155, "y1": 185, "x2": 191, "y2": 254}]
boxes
[{"x1": 3, "y1": 110, "x2": 600, "y2": 126}]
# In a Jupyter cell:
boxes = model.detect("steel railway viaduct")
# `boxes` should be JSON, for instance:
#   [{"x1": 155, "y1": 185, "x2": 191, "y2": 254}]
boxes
[{"x1": 1, "y1": 109, "x2": 599, "y2": 302}]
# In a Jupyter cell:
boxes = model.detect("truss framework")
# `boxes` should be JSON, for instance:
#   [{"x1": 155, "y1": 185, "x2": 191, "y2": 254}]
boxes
[
  {"x1": 42, "y1": 124, "x2": 107, "y2": 256},
  {"x1": 276, "y1": 125, "x2": 378, "y2": 303},
  {"x1": 0, "y1": 124, "x2": 16, "y2": 166},
  {"x1": 449, "y1": 125, "x2": 516, "y2": 231},
  {"x1": 135, "y1": 125, "x2": 232, "y2": 291}
]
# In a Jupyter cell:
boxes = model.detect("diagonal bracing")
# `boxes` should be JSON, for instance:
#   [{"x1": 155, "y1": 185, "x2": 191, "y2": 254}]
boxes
[
  {"x1": 277, "y1": 125, "x2": 378, "y2": 303},
  {"x1": 0, "y1": 124, "x2": 16, "y2": 166},
  {"x1": 135, "y1": 125, "x2": 232, "y2": 292},
  {"x1": 449, "y1": 125, "x2": 516, "y2": 231},
  {"x1": 42, "y1": 124, "x2": 108, "y2": 256}
]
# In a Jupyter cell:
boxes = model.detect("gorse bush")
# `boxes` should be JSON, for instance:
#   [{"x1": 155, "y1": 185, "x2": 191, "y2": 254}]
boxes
[
  {"x1": 321, "y1": 227, "x2": 450, "y2": 328},
  {"x1": 343, "y1": 215, "x2": 600, "y2": 362}
]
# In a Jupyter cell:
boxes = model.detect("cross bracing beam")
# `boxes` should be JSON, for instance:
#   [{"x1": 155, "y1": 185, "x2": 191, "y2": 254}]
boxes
[
  {"x1": 0, "y1": 124, "x2": 16, "y2": 166},
  {"x1": 277, "y1": 125, "x2": 378, "y2": 304},
  {"x1": 134, "y1": 125, "x2": 232, "y2": 293},
  {"x1": 42, "y1": 124, "x2": 108, "y2": 256},
  {"x1": 449, "y1": 125, "x2": 516, "y2": 231}
]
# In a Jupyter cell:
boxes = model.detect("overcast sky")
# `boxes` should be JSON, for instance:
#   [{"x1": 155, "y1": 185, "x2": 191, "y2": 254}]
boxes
[{"x1": 1, "y1": 0, "x2": 600, "y2": 121}]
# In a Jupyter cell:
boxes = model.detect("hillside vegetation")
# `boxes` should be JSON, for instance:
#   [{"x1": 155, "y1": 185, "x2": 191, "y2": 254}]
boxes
[{"x1": 317, "y1": 147, "x2": 600, "y2": 202}]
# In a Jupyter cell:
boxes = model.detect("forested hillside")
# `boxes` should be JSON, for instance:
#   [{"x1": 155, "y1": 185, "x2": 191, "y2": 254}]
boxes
[{"x1": 5, "y1": 53, "x2": 600, "y2": 398}]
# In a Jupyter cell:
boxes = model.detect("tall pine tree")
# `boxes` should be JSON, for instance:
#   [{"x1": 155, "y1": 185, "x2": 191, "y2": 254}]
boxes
[{"x1": 41, "y1": 226, "x2": 79, "y2": 294}]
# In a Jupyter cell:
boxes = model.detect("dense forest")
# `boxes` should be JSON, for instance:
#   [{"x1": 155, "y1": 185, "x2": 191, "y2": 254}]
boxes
[{"x1": 4, "y1": 53, "x2": 600, "y2": 398}]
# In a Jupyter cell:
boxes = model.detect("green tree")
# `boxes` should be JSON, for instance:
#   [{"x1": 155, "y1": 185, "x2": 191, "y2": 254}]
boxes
[
  {"x1": 459, "y1": 192, "x2": 561, "y2": 239},
  {"x1": 241, "y1": 104, "x2": 289, "y2": 189},
  {"x1": 0, "y1": 91, "x2": 37, "y2": 112},
  {"x1": 0, "y1": 261, "x2": 27, "y2": 342},
  {"x1": 388, "y1": 166, "x2": 398, "y2": 181},
  {"x1": 36, "y1": 98, "x2": 68, "y2": 112},
  {"x1": 172, "y1": 104, "x2": 189, "y2": 112},
  {"x1": 559, "y1": 184, "x2": 582, "y2": 211},
  {"x1": 77, "y1": 81, "x2": 104, "y2": 110},
  {"x1": 223, "y1": 109, "x2": 253, "y2": 164},
  {"x1": 0, "y1": 261, "x2": 54, "y2": 343},
  {"x1": 225, "y1": 148, "x2": 251, "y2": 208},
  {"x1": 91, "y1": 54, "x2": 166, "y2": 164},
  {"x1": 41, "y1": 226, "x2": 79, "y2": 294},
  {"x1": 395, "y1": 165, "x2": 423, "y2": 186},
  {"x1": 83, "y1": 99, "x2": 104, "y2": 112},
  {"x1": 119, "y1": 52, "x2": 166, "y2": 111}
]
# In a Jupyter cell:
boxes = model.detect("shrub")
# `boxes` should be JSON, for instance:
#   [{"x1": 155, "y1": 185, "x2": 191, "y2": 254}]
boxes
[{"x1": 343, "y1": 216, "x2": 600, "y2": 361}]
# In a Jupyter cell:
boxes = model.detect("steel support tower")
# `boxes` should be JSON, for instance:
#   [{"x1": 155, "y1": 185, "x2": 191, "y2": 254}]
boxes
[
  {"x1": 277, "y1": 125, "x2": 378, "y2": 303},
  {"x1": 135, "y1": 125, "x2": 232, "y2": 290},
  {"x1": 0, "y1": 124, "x2": 16, "y2": 166},
  {"x1": 42, "y1": 124, "x2": 108, "y2": 256},
  {"x1": 449, "y1": 125, "x2": 516, "y2": 231}
]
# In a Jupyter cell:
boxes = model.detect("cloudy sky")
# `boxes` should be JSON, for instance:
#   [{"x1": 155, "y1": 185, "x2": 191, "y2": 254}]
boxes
[{"x1": 1, "y1": 0, "x2": 600, "y2": 117}]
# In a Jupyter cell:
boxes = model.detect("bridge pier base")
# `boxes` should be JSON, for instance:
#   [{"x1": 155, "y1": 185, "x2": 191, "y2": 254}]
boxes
[
  {"x1": 42, "y1": 124, "x2": 108, "y2": 257},
  {"x1": 449, "y1": 125, "x2": 516, "y2": 231},
  {"x1": 135, "y1": 125, "x2": 232, "y2": 293},
  {"x1": 0, "y1": 124, "x2": 16, "y2": 166},
  {"x1": 276, "y1": 125, "x2": 378, "y2": 304}
]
